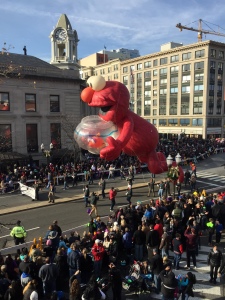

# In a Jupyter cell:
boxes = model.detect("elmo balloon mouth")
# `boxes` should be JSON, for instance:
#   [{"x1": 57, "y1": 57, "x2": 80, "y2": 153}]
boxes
[{"x1": 99, "y1": 105, "x2": 112, "y2": 115}]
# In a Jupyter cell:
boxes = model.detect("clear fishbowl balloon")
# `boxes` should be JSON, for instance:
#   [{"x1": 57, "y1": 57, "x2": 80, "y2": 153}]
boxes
[{"x1": 74, "y1": 115, "x2": 119, "y2": 154}]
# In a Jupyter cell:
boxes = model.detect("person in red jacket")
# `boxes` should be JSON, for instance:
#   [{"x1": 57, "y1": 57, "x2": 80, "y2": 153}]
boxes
[
  {"x1": 91, "y1": 239, "x2": 105, "y2": 278},
  {"x1": 184, "y1": 226, "x2": 198, "y2": 270},
  {"x1": 109, "y1": 187, "x2": 117, "y2": 212},
  {"x1": 154, "y1": 219, "x2": 163, "y2": 238}
]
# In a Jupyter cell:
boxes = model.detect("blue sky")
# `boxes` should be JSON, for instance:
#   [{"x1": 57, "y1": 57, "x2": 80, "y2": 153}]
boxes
[{"x1": 1, "y1": 0, "x2": 225, "y2": 62}]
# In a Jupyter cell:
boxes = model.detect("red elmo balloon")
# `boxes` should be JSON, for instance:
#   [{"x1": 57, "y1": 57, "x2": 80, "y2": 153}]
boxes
[{"x1": 81, "y1": 76, "x2": 170, "y2": 175}]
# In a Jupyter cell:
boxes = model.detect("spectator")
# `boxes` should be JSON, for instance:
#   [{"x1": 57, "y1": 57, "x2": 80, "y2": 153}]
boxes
[
  {"x1": 67, "y1": 243, "x2": 81, "y2": 279},
  {"x1": 184, "y1": 227, "x2": 197, "y2": 270},
  {"x1": 132, "y1": 225, "x2": 146, "y2": 261},
  {"x1": 172, "y1": 233, "x2": 183, "y2": 270},
  {"x1": 69, "y1": 277, "x2": 82, "y2": 300},
  {"x1": 108, "y1": 263, "x2": 122, "y2": 300},
  {"x1": 146, "y1": 224, "x2": 160, "y2": 260},
  {"x1": 149, "y1": 248, "x2": 164, "y2": 293},
  {"x1": 159, "y1": 263, "x2": 178, "y2": 300},
  {"x1": 39, "y1": 257, "x2": 59, "y2": 296},
  {"x1": 207, "y1": 244, "x2": 223, "y2": 284},
  {"x1": 91, "y1": 239, "x2": 105, "y2": 278},
  {"x1": 4, "y1": 280, "x2": 23, "y2": 300},
  {"x1": 80, "y1": 248, "x2": 93, "y2": 284}
]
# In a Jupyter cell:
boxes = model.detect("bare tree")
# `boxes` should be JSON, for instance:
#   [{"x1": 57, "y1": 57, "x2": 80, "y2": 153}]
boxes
[{"x1": 52, "y1": 114, "x2": 82, "y2": 163}]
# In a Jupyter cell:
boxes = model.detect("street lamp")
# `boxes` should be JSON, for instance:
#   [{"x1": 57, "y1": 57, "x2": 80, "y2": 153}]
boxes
[
  {"x1": 166, "y1": 153, "x2": 181, "y2": 198},
  {"x1": 41, "y1": 143, "x2": 54, "y2": 166}
]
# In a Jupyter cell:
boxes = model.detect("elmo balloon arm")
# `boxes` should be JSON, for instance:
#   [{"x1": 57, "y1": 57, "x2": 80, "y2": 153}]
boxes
[
  {"x1": 117, "y1": 116, "x2": 134, "y2": 148},
  {"x1": 100, "y1": 116, "x2": 134, "y2": 161}
]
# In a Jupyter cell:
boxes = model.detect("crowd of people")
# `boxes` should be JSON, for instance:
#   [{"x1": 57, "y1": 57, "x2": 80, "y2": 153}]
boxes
[{"x1": 1, "y1": 182, "x2": 225, "y2": 300}]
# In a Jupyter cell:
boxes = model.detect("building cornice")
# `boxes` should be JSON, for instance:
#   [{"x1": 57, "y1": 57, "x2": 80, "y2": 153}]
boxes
[{"x1": 120, "y1": 40, "x2": 225, "y2": 65}]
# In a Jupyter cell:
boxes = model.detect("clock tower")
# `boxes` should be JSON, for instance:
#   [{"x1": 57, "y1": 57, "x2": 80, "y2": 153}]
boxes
[{"x1": 50, "y1": 14, "x2": 80, "y2": 70}]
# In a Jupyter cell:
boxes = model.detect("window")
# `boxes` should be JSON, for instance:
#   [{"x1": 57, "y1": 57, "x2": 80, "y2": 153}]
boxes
[
  {"x1": 195, "y1": 49, "x2": 205, "y2": 58},
  {"x1": 160, "y1": 88, "x2": 167, "y2": 95},
  {"x1": 153, "y1": 90, "x2": 157, "y2": 96},
  {"x1": 144, "y1": 71, "x2": 151, "y2": 79},
  {"x1": 159, "y1": 119, "x2": 167, "y2": 126},
  {"x1": 182, "y1": 64, "x2": 191, "y2": 72},
  {"x1": 153, "y1": 109, "x2": 157, "y2": 116},
  {"x1": 144, "y1": 61, "x2": 151, "y2": 68},
  {"x1": 50, "y1": 123, "x2": 61, "y2": 149},
  {"x1": 171, "y1": 55, "x2": 179, "y2": 63},
  {"x1": 113, "y1": 64, "x2": 118, "y2": 71},
  {"x1": 168, "y1": 119, "x2": 178, "y2": 126},
  {"x1": 114, "y1": 73, "x2": 118, "y2": 79},
  {"x1": 210, "y1": 49, "x2": 216, "y2": 57},
  {"x1": 108, "y1": 67, "x2": 111, "y2": 73},
  {"x1": 153, "y1": 80, "x2": 157, "y2": 86},
  {"x1": 170, "y1": 98, "x2": 177, "y2": 115},
  {"x1": 123, "y1": 66, "x2": 128, "y2": 73},
  {"x1": 26, "y1": 124, "x2": 38, "y2": 152},
  {"x1": 182, "y1": 86, "x2": 190, "y2": 93},
  {"x1": 0, "y1": 92, "x2": 10, "y2": 111},
  {"x1": 0, "y1": 124, "x2": 12, "y2": 151},
  {"x1": 123, "y1": 75, "x2": 128, "y2": 84},
  {"x1": 194, "y1": 62, "x2": 204, "y2": 70},
  {"x1": 182, "y1": 75, "x2": 191, "y2": 82},
  {"x1": 195, "y1": 73, "x2": 204, "y2": 81},
  {"x1": 137, "y1": 73, "x2": 142, "y2": 79},
  {"x1": 50, "y1": 95, "x2": 60, "y2": 112},
  {"x1": 137, "y1": 63, "x2": 142, "y2": 70},
  {"x1": 170, "y1": 87, "x2": 178, "y2": 93},
  {"x1": 180, "y1": 119, "x2": 190, "y2": 126},
  {"x1": 160, "y1": 78, "x2": 167, "y2": 85},
  {"x1": 153, "y1": 70, "x2": 158, "y2": 76},
  {"x1": 144, "y1": 90, "x2": 151, "y2": 98},
  {"x1": 160, "y1": 68, "x2": 167, "y2": 75},
  {"x1": 207, "y1": 118, "x2": 222, "y2": 127},
  {"x1": 153, "y1": 59, "x2": 158, "y2": 67},
  {"x1": 160, "y1": 57, "x2": 168, "y2": 65},
  {"x1": 210, "y1": 61, "x2": 216, "y2": 69},
  {"x1": 192, "y1": 119, "x2": 203, "y2": 126},
  {"x1": 25, "y1": 94, "x2": 36, "y2": 112},
  {"x1": 171, "y1": 77, "x2": 178, "y2": 84},
  {"x1": 194, "y1": 95, "x2": 203, "y2": 103},
  {"x1": 171, "y1": 66, "x2": 179, "y2": 73},
  {"x1": 182, "y1": 52, "x2": 191, "y2": 60},
  {"x1": 153, "y1": 100, "x2": 157, "y2": 106},
  {"x1": 145, "y1": 81, "x2": 151, "y2": 87},
  {"x1": 218, "y1": 62, "x2": 223, "y2": 70},
  {"x1": 193, "y1": 102, "x2": 203, "y2": 114},
  {"x1": 219, "y1": 51, "x2": 224, "y2": 59},
  {"x1": 144, "y1": 104, "x2": 150, "y2": 116},
  {"x1": 153, "y1": 119, "x2": 157, "y2": 125},
  {"x1": 194, "y1": 84, "x2": 204, "y2": 91}
]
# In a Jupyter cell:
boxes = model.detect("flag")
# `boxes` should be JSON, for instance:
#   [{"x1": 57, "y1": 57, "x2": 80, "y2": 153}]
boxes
[
  {"x1": 130, "y1": 66, "x2": 134, "y2": 83},
  {"x1": 104, "y1": 45, "x2": 106, "y2": 49}
]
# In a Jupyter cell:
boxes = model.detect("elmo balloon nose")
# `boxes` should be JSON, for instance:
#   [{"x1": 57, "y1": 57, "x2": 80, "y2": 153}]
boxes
[{"x1": 81, "y1": 87, "x2": 95, "y2": 103}]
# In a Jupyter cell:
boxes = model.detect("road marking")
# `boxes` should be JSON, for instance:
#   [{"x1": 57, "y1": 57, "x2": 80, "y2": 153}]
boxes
[{"x1": 0, "y1": 226, "x2": 40, "y2": 239}]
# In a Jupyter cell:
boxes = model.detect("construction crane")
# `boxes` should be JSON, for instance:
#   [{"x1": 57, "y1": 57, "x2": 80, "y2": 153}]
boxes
[{"x1": 176, "y1": 19, "x2": 225, "y2": 42}]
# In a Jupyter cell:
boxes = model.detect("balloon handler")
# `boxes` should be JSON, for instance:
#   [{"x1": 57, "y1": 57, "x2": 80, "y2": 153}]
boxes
[{"x1": 77, "y1": 76, "x2": 183, "y2": 177}]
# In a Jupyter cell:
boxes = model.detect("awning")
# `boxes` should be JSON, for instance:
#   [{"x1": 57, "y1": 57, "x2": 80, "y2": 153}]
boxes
[{"x1": 0, "y1": 152, "x2": 29, "y2": 162}]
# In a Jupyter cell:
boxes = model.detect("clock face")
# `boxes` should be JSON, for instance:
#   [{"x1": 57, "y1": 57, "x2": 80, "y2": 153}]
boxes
[{"x1": 55, "y1": 29, "x2": 67, "y2": 41}]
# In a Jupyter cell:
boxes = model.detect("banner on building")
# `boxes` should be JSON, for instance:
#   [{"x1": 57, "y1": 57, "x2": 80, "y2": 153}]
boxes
[{"x1": 19, "y1": 183, "x2": 36, "y2": 200}]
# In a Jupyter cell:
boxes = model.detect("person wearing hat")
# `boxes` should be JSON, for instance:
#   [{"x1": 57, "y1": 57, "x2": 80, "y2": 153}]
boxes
[
  {"x1": 91, "y1": 239, "x2": 105, "y2": 278},
  {"x1": 10, "y1": 220, "x2": 27, "y2": 245}
]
